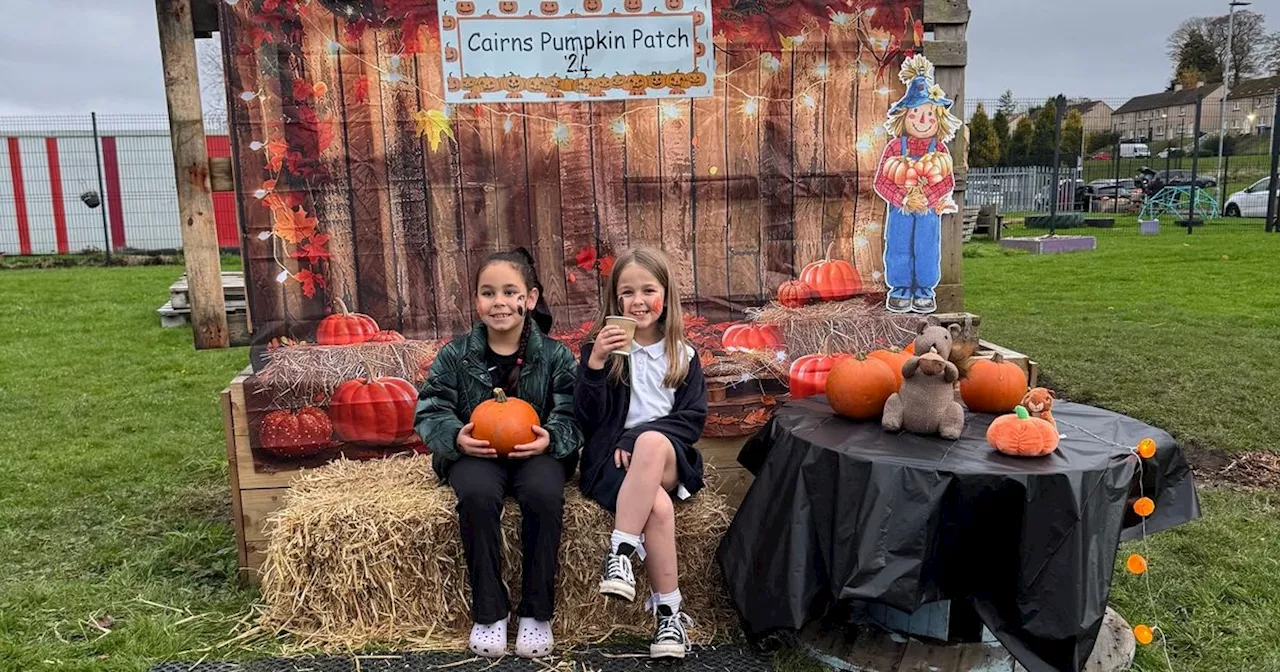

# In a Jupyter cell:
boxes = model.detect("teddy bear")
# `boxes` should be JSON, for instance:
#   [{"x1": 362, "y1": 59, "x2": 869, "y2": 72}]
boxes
[{"x1": 882, "y1": 322, "x2": 966, "y2": 440}]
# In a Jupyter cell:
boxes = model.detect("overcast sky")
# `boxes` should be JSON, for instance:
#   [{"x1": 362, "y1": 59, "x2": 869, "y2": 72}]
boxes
[{"x1": 0, "y1": 0, "x2": 1273, "y2": 117}]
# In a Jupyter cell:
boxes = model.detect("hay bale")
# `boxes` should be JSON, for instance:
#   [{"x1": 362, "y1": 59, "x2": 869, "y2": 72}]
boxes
[
  {"x1": 259, "y1": 455, "x2": 739, "y2": 650},
  {"x1": 751, "y1": 300, "x2": 924, "y2": 357}
]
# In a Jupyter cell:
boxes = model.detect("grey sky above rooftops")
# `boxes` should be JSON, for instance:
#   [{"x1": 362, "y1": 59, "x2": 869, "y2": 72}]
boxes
[{"x1": 0, "y1": 0, "x2": 1271, "y2": 116}]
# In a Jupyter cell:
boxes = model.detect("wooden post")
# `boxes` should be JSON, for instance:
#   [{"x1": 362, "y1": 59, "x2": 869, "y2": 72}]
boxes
[
  {"x1": 925, "y1": 0, "x2": 970, "y2": 313},
  {"x1": 156, "y1": 0, "x2": 228, "y2": 349}
]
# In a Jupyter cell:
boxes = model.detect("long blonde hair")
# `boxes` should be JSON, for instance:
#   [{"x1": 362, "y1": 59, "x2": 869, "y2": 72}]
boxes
[{"x1": 592, "y1": 247, "x2": 689, "y2": 388}]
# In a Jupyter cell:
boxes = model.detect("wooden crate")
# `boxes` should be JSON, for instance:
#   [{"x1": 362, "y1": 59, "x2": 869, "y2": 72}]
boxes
[{"x1": 975, "y1": 340, "x2": 1040, "y2": 388}]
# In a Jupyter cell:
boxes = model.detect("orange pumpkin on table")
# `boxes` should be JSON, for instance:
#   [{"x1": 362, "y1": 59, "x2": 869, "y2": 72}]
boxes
[
  {"x1": 471, "y1": 388, "x2": 541, "y2": 456},
  {"x1": 867, "y1": 347, "x2": 912, "y2": 389},
  {"x1": 960, "y1": 352, "x2": 1028, "y2": 414},
  {"x1": 789, "y1": 353, "x2": 852, "y2": 400},
  {"x1": 800, "y1": 242, "x2": 861, "y2": 302},
  {"x1": 826, "y1": 355, "x2": 897, "y2": 420},
  {"x1": 986, "y1": 406, "x2": 1059, "y2": 457}
]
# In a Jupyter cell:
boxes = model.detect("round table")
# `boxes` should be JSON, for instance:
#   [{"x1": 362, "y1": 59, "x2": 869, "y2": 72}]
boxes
[{"x1": 716, "y1": 396, "x2": 1199, "y2": 672}]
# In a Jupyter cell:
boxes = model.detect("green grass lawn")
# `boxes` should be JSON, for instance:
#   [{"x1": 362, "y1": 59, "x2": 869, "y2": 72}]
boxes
[{"x1": 2, "y1": 243, "x2": 1280, "y2": 671}]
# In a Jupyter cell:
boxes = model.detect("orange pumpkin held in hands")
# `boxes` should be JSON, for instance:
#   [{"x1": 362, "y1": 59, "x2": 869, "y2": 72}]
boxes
[
  {"x1": 722, "y1": 323, "x2": 784, "y2": 352},
  {"x1": 961, "y1": 352, "x2": 1028, "y2": 414},
  {"x1": 986, "y1": 406, "x2": 1059, "y2": 457},
  {"x1": 777, "y1": 280, "x2": 814, "y2": 308},
  {"x1": 788, "y1": 353, "x2": 853, "y2": 400},
  {"x1": 868, "y1": 347, "x2": 912, "y2": 389},
  {"x1": 800, "y1": 242, "x2": 861, "y2": 302},
  {"x1": 316, "y1": 298, "x2": 379, "y2": 345},
  {"x1": 470, "y1": 388, "x2": 541, "y2": 456},
  {"x1": 826, "y1": 355, "x2": 898, "y2": 420}
]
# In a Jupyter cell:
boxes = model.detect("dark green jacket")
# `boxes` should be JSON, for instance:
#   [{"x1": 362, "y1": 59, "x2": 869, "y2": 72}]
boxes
[{"x1": 414, "y1": 322, "x2": 583, "y2": 481}]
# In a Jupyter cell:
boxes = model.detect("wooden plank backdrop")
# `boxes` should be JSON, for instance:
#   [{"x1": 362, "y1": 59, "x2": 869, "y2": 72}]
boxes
[{"x1": 222, "y1": 0, "x2": 952, "y2": 358}]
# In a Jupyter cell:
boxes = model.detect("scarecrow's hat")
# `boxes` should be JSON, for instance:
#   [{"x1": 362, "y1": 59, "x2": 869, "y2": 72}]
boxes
[{"x1": 888, "y1": 54, "x2": 952, "y2": 114}]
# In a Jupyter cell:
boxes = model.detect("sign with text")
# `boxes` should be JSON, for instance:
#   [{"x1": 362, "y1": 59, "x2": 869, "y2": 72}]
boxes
[{"x1": 438, "y1": 0, "x2": 714, "y2": 102}]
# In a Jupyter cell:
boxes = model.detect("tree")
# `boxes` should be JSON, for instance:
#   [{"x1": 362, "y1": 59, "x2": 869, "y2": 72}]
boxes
[
  {"x1": 992, "y1": 110, "x2": 1012, "y2": 166},
  {"x1": 1027, "y1": 99, "x2": 1059, "y2": 167},
  {"x1": 968, "y1": 105, "x2": 1000, "y2": 168},
  {"x1": 1061, "y1": 109, "x2": 1083, "y2": 166},
  {"x1": 1265, "y1": 32, "x2": 1280, "y2": 76},
  {"x1": 997, "y1": 90, "x2": 1017, "y2": 116},
  {"x1": 1008, "y1": 121, "x2": 1034, "y2": 167},
  {"x1": 1167, "y1": 12, "x2": 1269, "y2": 87},
  {"x1": 1087, "y1": 131, "x2": 1120, "y2": 154},
  {"x1": 1169, "y1": 28, "x2": 1221, "y2": 90}
]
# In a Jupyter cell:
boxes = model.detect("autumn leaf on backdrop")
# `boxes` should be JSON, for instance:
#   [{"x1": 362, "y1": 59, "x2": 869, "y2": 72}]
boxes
[
  {"x1": 414, "y1": 109, "x2": 454, "y2": 152},
  {"x1": 353, "y1": 76, "x2": 370, "y2": 104},
  {"x1": 575, "y1": 246, "x2": 598, "y2": 272},
  {"x1": 711, "y1": 0, "x2": 844, "y2": 56},
  {"x1": 292, "y1": 233, "x2": 332, "y2": 265},
  {"x1": 273, "y1": 206, "x2": 319, "y2": 244},
  {"x1": 294, "y1": 269, "x2": 326, "y2": 298},
  {"x1": 265, "y1": 140, "x2": 290, "y2": 172},
  {"x1": 598, "y1": 256, "x2": 616, "y2": 277}
]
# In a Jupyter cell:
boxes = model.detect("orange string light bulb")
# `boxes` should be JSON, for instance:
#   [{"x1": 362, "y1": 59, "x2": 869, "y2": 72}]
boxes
[
  {"x1": 1126, "y1": 553, "x2": 1148, "y2": 574},
  {"x1": 1137, "y1": 438, "x2": 1157, "y2": 459},
  {"x1": 1134, "y1": 496, "x2": 1155, "y2": 517},
  {"x1": 1133, "y1": 624, "x2": 1155, "y2": 645}
]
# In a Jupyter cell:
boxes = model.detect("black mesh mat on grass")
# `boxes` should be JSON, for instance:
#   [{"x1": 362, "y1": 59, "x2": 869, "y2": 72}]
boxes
[{"x1": 149, "y1": 646, "x2": 772, "y2": 672}]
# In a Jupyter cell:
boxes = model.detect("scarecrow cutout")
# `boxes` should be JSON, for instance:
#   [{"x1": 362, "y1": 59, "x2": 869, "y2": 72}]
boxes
[{"x1": 872, "y1": 54, "x2": 960, "y2": 315}]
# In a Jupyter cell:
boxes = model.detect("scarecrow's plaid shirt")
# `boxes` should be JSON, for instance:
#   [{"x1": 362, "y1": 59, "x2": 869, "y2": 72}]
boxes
[{"x1": 872, "y1": 137, "x2": 956, "y2": 209}]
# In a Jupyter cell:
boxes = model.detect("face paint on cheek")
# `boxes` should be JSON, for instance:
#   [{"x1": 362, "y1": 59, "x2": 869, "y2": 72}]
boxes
[{"x1": 651, "y1": 297, "x2": 664, "y2": 315}]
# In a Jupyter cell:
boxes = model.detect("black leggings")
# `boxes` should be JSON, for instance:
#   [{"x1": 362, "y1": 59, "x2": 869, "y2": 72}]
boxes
[{"x1": 450, "y1": 454, "x2": 566, "y2": 623}]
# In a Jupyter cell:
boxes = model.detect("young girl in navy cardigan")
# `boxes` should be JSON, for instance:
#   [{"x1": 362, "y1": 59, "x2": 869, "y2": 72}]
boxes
[{"x1": 574, "y1": 247, "x2": 708, "y2": 659}]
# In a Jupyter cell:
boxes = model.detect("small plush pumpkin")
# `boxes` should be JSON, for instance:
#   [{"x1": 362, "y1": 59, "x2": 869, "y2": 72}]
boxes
[
  {"x1": 961, "y1": 352, "x2": 1028, "y2": 414},
  {"x1": 986, "y1": 406, "x2": 1059, "y2": 457},
  {"x1": 788, "y1": 353, "x2": 853, "y2": 400},
  {"x1": 316, "y1": 298, "x2": 379, "y2": 345},
  {"x1": 799, "y1": 242, "x2": 861, "y2": 302},
  {"x1": 722, "y1": 323, "x2": 784, "y2": 352},
  {"x1": 777, "y1": 280, "x2": 813, "y2": 308},
  {"x1": 470, "y1": 388, "x2": 541, "y2": 456},
  {"x1": 826, "y1": 355, "x2": 897, "y2": 420},
  {"x1": 867, "y1": 347, "x2": 912, "y2": 389}
]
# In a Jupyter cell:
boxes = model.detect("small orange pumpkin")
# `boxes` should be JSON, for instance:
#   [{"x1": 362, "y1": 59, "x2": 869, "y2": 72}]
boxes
[
  {"x1": 777, "y1": 279, "x2": 813, "y2": 308},
  {"x1": 721, "y1": 323, "x2": 784, "y2": 352},
  {"x1": 826, "y1": 355, "x2": 897, "y2": 420},
  {"x1": 442, "y1": 15, "x2": 457, "y2": 29},
  {"x1": 624, "y1": 0, "x2": 643, "y2": 11},
  {"x1": 800, "y1": 241, "x2": 861, "y2": 302},
  {"x1": 583, "y1": 0, "x2": 602, "y2": 10},
  {"x1": 499, "y1": 0, "x2": 518, "y2": 13},
  {"x1": 456, "y1": 1, "x2": 476, "y2": 14},
  {"x1": 986, "y1": 406, "x2": 1059, "y2": 457},
  {"x1": 960, "y1": 352, "x2": 1028, "y2": 414},
  {"x1": 665, "y1": 0, "x2": 683, "y2": 9},
  {"x1": 316, "y1": 298, "x2": 379, "y2": 345},
  {"x1": 789, "y1": 353, "x2": 852, "y2": 400},
  {"x1": 867, "y1": 347, "x2": 911, "y2": 389},
  {"x1": 540, "y1": 0, "x2": 559, "y2": 13},
  {"x1": 470, "y1": 387, "x2": 541, "y2": 456}
]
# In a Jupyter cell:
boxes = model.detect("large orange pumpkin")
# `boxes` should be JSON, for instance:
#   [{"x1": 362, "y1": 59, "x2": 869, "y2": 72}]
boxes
[
  {"x1": 867, "y1": 347, "x2": 912, "y2": 389},
  {"x1": 316, "y1": 298, "x2": 379, "y2": 345},
  {"x1": 258, "y1": 406, "x2": 333, "y2": 458},
  {"x1": 960, "y1": 352, "x2": 1028, "y2": 413},
  {"x1": 777, "y1": 280, "x2": 813, "y2": 308},
  {"x1": 799, "y1": 242, "x2": 861, "y2": 302},
  {"x1": 470, "y1": 388, "x2": 541, "y2": 456},
  {"x1": 329, "y1": 373, "x2": 417, "y2": 445},
  {"x1": 826, "y1": 355, "x2": 897, "y2": 419},
  {"x1": 986, "y1": 406, "x2": 1059, "y2": 457},
  {"x1": 722, "y1": 323, "x2": 784, "y2": 352},
  {"x1": 788, "y1": 353, "x2": 853, "y2": 400}
]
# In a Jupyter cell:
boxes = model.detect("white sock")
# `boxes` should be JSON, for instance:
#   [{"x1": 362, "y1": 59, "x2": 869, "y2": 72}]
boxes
[
  {"x1": 646, "y1": 588, "x2": 682, "y2": 614},
  {"x1": 611, "y1": 529, "x2": 644, "y2": 557}
]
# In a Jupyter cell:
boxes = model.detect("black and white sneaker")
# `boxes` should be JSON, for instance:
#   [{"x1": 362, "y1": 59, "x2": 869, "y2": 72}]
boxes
[
  {"x1": 599, "y1": 551, "x2": 636, "y2": 601},
  {"x1": 649, "y1": 604, "x2": 693, "y2": 659}
]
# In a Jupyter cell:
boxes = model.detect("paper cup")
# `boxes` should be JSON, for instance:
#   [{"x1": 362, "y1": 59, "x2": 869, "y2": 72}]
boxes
[{"x1": 604, "y1": 316, "x2": 637, "y2": 357}]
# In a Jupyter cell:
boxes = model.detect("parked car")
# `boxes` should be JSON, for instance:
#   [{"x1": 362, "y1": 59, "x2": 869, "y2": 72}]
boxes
[
  {"x1": 1119, "y1": 143, "x2": 1151, "y2": 158},
  {"x1": 1224, "y1": 177, "x2": 1276, "y2": 218},
  {"x1": 1135, "y1": 168, "x2": 1216, "y2": 196},
  {"x1": 1091, "y1": 151, "x2": 1113, "y2": 161}
]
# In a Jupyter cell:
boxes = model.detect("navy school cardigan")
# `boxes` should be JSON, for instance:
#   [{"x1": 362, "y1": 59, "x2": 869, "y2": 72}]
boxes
[{"x1": 573, "y1": 341, "x2": 709, "y2": 512}]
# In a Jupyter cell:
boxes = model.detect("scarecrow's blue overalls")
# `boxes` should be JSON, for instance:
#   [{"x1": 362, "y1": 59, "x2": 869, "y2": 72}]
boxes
[{"x1": 884, "y1": 135, "x2": 941, "y2": 312}]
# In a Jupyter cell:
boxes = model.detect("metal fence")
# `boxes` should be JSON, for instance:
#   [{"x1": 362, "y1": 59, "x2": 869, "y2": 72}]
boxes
[
  {"x1": 963, "y1": 94, "x2": 1280, "y2": 235},
  {"x1": 0, "y1": 114, "x2": 238, "y2": 257}
]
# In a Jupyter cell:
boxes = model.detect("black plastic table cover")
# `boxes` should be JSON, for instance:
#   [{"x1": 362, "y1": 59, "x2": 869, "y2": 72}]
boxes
[{"x1": 716, "y1": 397, "x2": 1200, "y2": 672}]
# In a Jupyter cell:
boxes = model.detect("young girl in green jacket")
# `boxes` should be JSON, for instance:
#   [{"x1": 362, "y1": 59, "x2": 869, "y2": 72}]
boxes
[{"x1": 414, "y1": 248, "x2": 582, "y2": 660}]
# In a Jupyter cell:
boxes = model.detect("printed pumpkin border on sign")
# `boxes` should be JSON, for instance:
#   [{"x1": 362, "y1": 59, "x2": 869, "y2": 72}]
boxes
[
  {"x1": 871, "y1": 54, "x2": 962, "y2": 315},
  {"x1": 438, "y1": 0, "x2": 715, "y2": 103}
]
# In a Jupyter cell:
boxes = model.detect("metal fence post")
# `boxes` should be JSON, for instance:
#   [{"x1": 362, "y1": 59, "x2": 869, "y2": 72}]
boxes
[
  {"x1": 1049, "y1": 96, "x2": 1065, "y2": 231},
  {"x1": 1112, "y1": 135, "x2": 1121, "y2": 214},
  {"x1": 1188, "y1": 94, "x2": 1203, "y2": 233},
  {"x1": 1266, "y1": 92, "x2": 1280, "y2": 232},
  {"x1": 91, "y1": 112, "x2": 112, "y2": 261}
]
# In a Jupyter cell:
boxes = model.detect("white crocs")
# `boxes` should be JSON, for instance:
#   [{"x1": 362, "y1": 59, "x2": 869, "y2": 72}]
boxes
[
  {"x1": 515, "y1": 617, "x2": 554, "y2": 658},
  {"x1": 468, "y1": 617, "x2": 508, "y2": 658}
]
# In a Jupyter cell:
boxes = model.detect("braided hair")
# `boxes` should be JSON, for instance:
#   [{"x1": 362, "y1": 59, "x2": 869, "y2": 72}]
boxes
[{"x1": 475, "y1": 247, "x2": 553, "y2": 394}]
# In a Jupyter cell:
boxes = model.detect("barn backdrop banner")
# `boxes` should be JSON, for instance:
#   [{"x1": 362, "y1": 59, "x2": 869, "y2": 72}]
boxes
[{"x1": 221, "y1": 0, "x2": 938, "y2": 467}]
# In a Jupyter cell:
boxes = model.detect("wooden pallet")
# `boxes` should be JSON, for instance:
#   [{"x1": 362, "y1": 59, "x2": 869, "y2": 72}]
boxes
[
  {"x1": 170, "y1": 271, "x2": 245, "y2": 310},
  {"x1": 159, "y1": 299, "x2": 251, "y2": 346}
]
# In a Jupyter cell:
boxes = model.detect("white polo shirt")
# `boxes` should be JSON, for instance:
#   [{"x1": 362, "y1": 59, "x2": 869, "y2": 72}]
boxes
[{"x1": 623, "y1": 339, "x2": 689, "y2": 430}]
